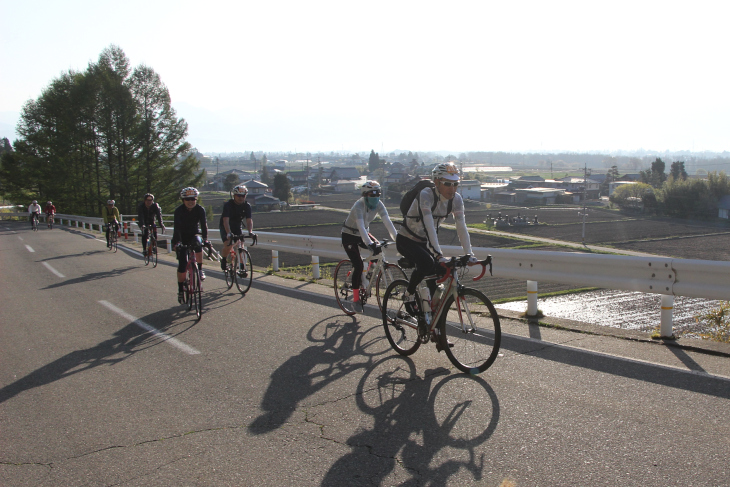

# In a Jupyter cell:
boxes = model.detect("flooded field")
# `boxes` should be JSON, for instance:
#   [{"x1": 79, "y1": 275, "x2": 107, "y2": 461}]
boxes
[{"x1": 496, "y1": 290, "x2": 723, "y2": 335}]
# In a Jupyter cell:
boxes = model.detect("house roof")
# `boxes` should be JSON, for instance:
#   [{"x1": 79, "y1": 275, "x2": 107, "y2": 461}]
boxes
[{"x1": 241, "y1": 179, "x2": 269, "y2": 189}]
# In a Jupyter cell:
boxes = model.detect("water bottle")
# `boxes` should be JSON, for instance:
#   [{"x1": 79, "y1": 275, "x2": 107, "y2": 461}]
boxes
[
  {"x1": 365, "y1": 261, "x2": 374, "y2": 281},
  {"x1": 361, "y1": 270, "x2": 369, "y2": 290},
  {"x1": 432, "y1": 284, "x2": 445, "y2": 310}
]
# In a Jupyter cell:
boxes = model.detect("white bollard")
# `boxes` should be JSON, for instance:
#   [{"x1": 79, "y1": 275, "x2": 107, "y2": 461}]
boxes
[
  {"x1": 526, "y1": 280, "x2": 538, "y2": 316},
  {"x1": 312, "y1": 255, "x2": 320, "y2": 279},
  {"x1": 272, "y1": 250, "x2": 279, "y2": 271},
  {"x1": 660, "y1": 294, "x2": 675, "y2": 338},
  {"x1": 167, "y1": 240, "x2": 172, "y2": 253}
]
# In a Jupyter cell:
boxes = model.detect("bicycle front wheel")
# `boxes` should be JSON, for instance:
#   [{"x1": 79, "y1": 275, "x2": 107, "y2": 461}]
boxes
[
  {"x1": 193, "y1": 268, "x2": 202, "y2": 319},
  {"x1": 375, "y1": 263, "x2": 408, "y2": 312},
  {"x1": 382, "y1": 279, "x2": 421, "y2": 356},
  {"x1": 143, "y1": 241, "x2": 150, "y2": 265},
  {"x1": 224, "y1": 250, "x2": 236, "y2": 290},
  {"x1": 333, "y1": 260, "x2": 356, "y2": 315},
  {"x1": 151, "y1": 238, "x2": 158, "y2": 268},
  {"x1": 112, "y1": 232, "x2": 118, "y2": 253},
  {"x1": 438, "y1": 288, "x2": 501, "y2": 375},
  {"x1": 234, "y1": 248, "x2": 253, "y2": 294}
]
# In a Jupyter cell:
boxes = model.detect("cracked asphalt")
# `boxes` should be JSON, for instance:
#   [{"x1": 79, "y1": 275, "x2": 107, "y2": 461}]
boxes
[{"x1": 1, "y1": 221, "x2": 729, "y2": 486}]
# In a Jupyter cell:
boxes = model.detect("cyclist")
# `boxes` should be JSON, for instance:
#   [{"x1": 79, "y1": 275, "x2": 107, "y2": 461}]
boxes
[
  {"x1": 396, "y1": 162, "x2": 477, "y2": 341},
  {"x1": 218, "y1": 184, "x2": 255, "y2": 274},
  {"x1": 45, "y1": 201, "x2": 56, "y2": 227},
  {"x1": 341, "y1": 180, "x2": 398, "y2": 310},
  {"x1": 171, "y1": 187, "x2": 209, "y2": 304},
  {"x1": 102, "y1": 200, "x2": 120, "y2": 248},
  {"x1": 28, "y1": 200, "x2": 41, "y2": 227},
  {"x1": 136, "y1": 193, "x2": 165, "y2": 254}
]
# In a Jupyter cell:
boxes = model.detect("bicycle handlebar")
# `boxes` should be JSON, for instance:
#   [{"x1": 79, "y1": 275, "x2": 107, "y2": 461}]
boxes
[
  {"x1": 436, "y1": 255, "x2": 493, "y2": 284},
  {"x1": 227, "y1": 233, "x2": 257, "y2": 246}
]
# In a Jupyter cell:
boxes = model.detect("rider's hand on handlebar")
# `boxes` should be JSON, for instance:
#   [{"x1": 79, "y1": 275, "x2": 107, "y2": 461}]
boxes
[
  {"x1": 467, "y1": 254, "x2": 480, "y2": 265},
  {"x1": 368, "y1": 242, "x2": 382, "y2": 255},
  {"x1": 437, "y1": 255, "x2": 449, "y2": 264}
]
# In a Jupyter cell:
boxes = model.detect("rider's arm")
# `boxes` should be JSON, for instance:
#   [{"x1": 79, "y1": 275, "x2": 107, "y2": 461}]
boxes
[
  {"x1": 419, "y1": 189, "x2": 444, "y2": 257},
  {"x1": 198, "y1": 206, "x2": 208, "y2": 241},
  {"x1": 246, "y1": 217, "x2": 253, "y2": 234},
  {"x1": 354, "y1": 203, "x2": 374, "y2": 247},
  {"x1": 377, "y1": 202, "x2": 398, "y2": 241}
]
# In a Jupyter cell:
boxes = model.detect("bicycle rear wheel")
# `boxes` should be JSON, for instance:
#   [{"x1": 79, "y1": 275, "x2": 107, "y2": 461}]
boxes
[
  {"x1": 224, "y1": 250, "x2": 236, "y2": 290},
  {"x1": 375, "y1": 263, "x2": 408, "y2": 312},
  {"x1": 382, "y1": 279, "x2": 421, "y2": 356},
  {"x1": 438, "y1": 288, "x2": 501, "y2": 375},
  {"x1": 234, "y1": 248, "x2": 253, "y2": 294},
  {"x1": 333, "y1": 260, "x2": 356, "y2": 315}
]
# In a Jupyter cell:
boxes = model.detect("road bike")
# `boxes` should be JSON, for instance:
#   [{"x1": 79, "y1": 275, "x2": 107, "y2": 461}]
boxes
[
  {"x1": 107, "y1": 222, "x2": 119, "y2": 252},
  {"x1": 222, "y1": 234, "x2": 257, "y2": 294},
  {"x1": 180, "y1": 243, "x2": 203, "y2": 319},
  {"x1": 31, "y1": 214, "x2": 39, "y2": 231},
  {"x1": 334, "y1": 239, "x2": 408, "y2": 316},
  {"x1": 381, "y1": 255, "x2": 501, "y2": 375},
  {"x1": 142, "y1": 224, "x2": 158, "y2": 267},
  {"x1": 46, "y1": 213, "x2": 54, "y2": 229}
]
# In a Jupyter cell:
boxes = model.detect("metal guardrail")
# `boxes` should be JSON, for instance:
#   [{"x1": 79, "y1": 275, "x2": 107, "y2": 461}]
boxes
[{"x1": 14, "y1": 213, "x2": 729, "y2": 337}]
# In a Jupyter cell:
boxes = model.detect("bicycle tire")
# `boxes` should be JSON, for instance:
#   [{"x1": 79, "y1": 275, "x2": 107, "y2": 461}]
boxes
[
  {"x1": 438, "y1": 288, "x2": 501, "y2": 375},
  {"x1": 112, "y1": 230, "x2": 118, "y2": 253},
  {"x1": 193, "y1": 266, "x2": 202, "y2": 319},
  {"x1": 333, "y1": 260, "x2": 357, "y2": 315},
  {"x1": 186, "y1": 263, "x2": 194, "y2": 311},
  {"x1": 375, "y1": 263, "x2": 408, "y2": 312},
  {"x1": 151, "y1": 238, "x2": 158, "y2": 268},
  {"x1": 143, "y1": 241, "x2": 150, "y2": 265},
  {"x1": 32, "y1": 218, "x2": 38, "y2": 231},
  {"x1": 234, "y1": 248, "x2": 253, "y2": 294},
  {"x1": 224, "y1": 250, "x2": 235, "y2": 290},
  {"x1": 382, "y1": 279, "x2": 421, "y2": 356}
]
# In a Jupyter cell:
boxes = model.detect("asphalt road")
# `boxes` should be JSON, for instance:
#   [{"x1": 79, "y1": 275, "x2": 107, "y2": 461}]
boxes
[{"x1": 1, "y1": 221, "x2": 729, "y2": 486}]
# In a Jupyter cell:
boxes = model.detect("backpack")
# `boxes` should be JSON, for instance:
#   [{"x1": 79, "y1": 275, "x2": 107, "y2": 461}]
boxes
[{"x1": 400, "y1": 180, "x2": 453, "y2": 220}]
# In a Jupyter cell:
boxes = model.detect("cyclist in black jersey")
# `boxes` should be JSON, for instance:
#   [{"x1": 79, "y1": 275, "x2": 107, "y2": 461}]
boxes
[
  {"x1": 218, "y1": 184, "x2": 256, "y2": 271},
  {"x1": 171, "y1": 187, "x2": 209, "y2": 303},
  {"x1": 136, "y1": 193, "x2": 165, "y2": 254}
]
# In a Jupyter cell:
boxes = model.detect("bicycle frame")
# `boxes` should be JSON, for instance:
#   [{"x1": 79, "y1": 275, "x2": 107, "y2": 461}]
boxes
[{"x1": 414, "y1": 255, "x2": 493, "y2": 335}]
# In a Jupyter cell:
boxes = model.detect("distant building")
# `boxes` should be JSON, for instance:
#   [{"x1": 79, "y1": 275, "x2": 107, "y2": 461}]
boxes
[
  {"x1": 609, "y1": 181, "x2": 638, "y2": 196},
  {"x1": 718, "y1": 195, "x2": 730, "y2": 219}
]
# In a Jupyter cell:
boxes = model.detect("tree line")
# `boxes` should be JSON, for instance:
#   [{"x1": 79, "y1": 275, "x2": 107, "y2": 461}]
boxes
[{"x1": 0, "y1": 45, "x2": 203, "y2": 216}]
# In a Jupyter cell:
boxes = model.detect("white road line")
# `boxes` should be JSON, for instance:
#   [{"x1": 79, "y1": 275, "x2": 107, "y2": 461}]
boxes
[
  {"x1": 98, "y1": 300, "x2": 200, "y2": 355},
  {"x1": 18, "y1": 236, "x2": 24, "y2": 241},
  {"x1": 42, "y1": 262, "x2": 65, "y2": 278},
  {"x1": 25, "y1": 244, "x2": 35, "y2": 252}
]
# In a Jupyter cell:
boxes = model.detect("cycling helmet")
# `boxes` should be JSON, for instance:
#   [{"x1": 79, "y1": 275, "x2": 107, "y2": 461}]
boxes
[
  {"x1": 47, "y1": 201, "x2": 52, "y2": 205},
  {"x1": 180, "y1": 187, "x2": 200, "y2": 199},
  {"x1": 107, "y1": 199, "x2": 115, "y2": 205},
  {"x1": 432, "y1": 162, "x2": 460, "y2": 181},
  {"x1": 361, "y1": 180, "x2": 382, "y2": 196},
  {"x1": 232, "y1": 185, "x2": 248, "y2": 196},
  {"x1": 144, "y1": 193, "x2": 154, "y2": 201},
  {"x1": 32, "y1": 200, "x2": 37, "y2": 204}
]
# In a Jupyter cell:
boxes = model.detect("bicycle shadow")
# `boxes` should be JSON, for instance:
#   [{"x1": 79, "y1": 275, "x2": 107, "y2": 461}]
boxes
[
  {"x1": 249, "y1": 314, "x2": 377, "y2": 435},
  {"x1": 40, "y1": 250, "x2": 108, "y2": 262},
  {"x1": 321, "y1": 357, "x2": 500, "y2": 486}
]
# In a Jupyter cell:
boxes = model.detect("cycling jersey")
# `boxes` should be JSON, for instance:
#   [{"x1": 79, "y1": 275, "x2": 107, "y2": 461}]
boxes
[
  {"x1": 137, "y1": 201, "x2": 163, "y2": 229},
  {"x1": 397, "y1": 188, "x2": 472, "y2": 256},
  {"x1": 45, "y1": 204, "x2": 56, "y2": 215},
  {"x1": 219, "y1": 199, "x2": 252, "y2": 235},
  {"x1": 341, "y1": 198, "x2": 397, "y2": 246},
  {"x1": 172, "y1": 203, "x2": 207, "y2": 247},
  {"x1": 102, "y1": 206, "x2": 120, "y2": 224},
  {"x1": 28, "y1": 204, "x2": 42, "y2": 214}
]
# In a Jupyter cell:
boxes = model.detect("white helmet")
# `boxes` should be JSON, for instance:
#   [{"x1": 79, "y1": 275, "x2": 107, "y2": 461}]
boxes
[
  {"x1": 180, "y1": 187, "x2": 200, "y2": 199},
  {"x1": 32, "y1": 200, "x2": 37, "y2": 204},
  {"x1": 232, "y1": 185, "x2": 248, "y2": 196},
  {"x1": 361, "y1": 180, "x2": 381, "y2": 196},
  {"x1": 107, "y1": 199, "x2": 115, "y2": 205},
  {"x1": 432, "y1": 162, "x2": 460, "y2": 181}
]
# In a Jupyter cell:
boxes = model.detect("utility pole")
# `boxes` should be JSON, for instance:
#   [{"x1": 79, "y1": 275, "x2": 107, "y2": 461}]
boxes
[{"x1": 581, "y1": 163, "x2": 588, "y2": 245}]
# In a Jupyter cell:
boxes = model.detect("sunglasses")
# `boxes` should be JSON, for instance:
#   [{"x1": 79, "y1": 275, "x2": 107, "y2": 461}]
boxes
[
  {"x1": 366, "y1": 191, "x2": 381, "y2": 197},
  {"x1": 183, "y1": 197, "x2": 197, "y2": 202},
  {"x1": 234, "y1": 194, "x2": 246, "y2": 198},
  {"x1": 145, "y1": 198, "x2": 154, "y2": 202},
  {"x1": 440, "y1": 181, "x2": 459, "y2": 187}
]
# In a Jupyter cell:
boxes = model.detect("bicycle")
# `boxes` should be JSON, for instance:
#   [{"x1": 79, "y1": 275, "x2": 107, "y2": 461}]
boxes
[
  {"x1": 46, "y1": 214, "x2": 54, "y2": 229},
  {"x1": 107, "y1": 222, "x2": 119, "y2": 252},
  {"x1": 334, "y1": 239, "x2": 408, "y2": 316},
  {"x1": 31, "y1": 214, "x2": 39, "y2": 231},
  {"x1": 381, "y1": 255, "x2": 501, "y2": 375},
  {"x1": 142, "y1": 224, "x2": 158, "y2": 268},
  {"x1": 222, "y1": 234, "x2": 257, "y2": 294},
  {"x1": 179, "y1": 243, "x2": 203, "y2": 319}
]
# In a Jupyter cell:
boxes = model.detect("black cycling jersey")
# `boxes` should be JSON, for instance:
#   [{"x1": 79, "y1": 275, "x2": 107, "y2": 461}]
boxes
[
  {"x1": 218, "y1": 199, "x2": 252, "y2": 234},
  {"x1": 137, "y1": 201, "x2": 163, "y2": 228},
  {"x1": 172, "y1": 203, "x2": 207, "y2": 246}
]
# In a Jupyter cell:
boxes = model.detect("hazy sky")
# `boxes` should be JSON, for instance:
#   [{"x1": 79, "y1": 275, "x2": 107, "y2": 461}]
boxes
[{"x1": 2, "y1": 0, "x2": 728, "y2": 154}]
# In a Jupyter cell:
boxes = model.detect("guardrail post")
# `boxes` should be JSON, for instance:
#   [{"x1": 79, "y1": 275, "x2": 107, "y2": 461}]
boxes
[
  {"x1": 312, "y1": 255, "x2": 320, "y2": 279},
  {"x1": 272, "y1": 250, "x2": 279, "y2": 271},
  {"x1": 660, "y1": 294, "x2": 674, "y2": 338},
  {"x1": 167, "y1": 240, "x2": 172, "y2": 253},
  {"x1": 526, "y1": 280, "x2": 539, "y2": 316}
]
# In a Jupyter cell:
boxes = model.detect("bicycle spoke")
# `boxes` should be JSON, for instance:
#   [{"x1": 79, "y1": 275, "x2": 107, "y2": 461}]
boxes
[
  {"x1": 333, "y1": 260, "x2": 357, "y2": 315},
  {"x1": 382, "y1": 279, "x2": 421, "y2": 355}
]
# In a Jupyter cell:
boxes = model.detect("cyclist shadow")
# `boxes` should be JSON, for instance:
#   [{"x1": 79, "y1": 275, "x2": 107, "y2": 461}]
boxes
[
  {"x1": 40, "y1": 250, "x2": 107, "y2": 262},
  {"x1": 321, "y1": 357, "x2": 500, "y2": 486},
  {"x1": 40, "y1": 265, "x2": 142, "y2": 290},
  {"x1": 0, "y1": 319, "x2": 164, "y2": 405},
  {"x1": 248, "y1": 314, "x2": 379, "y2": 435}
]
